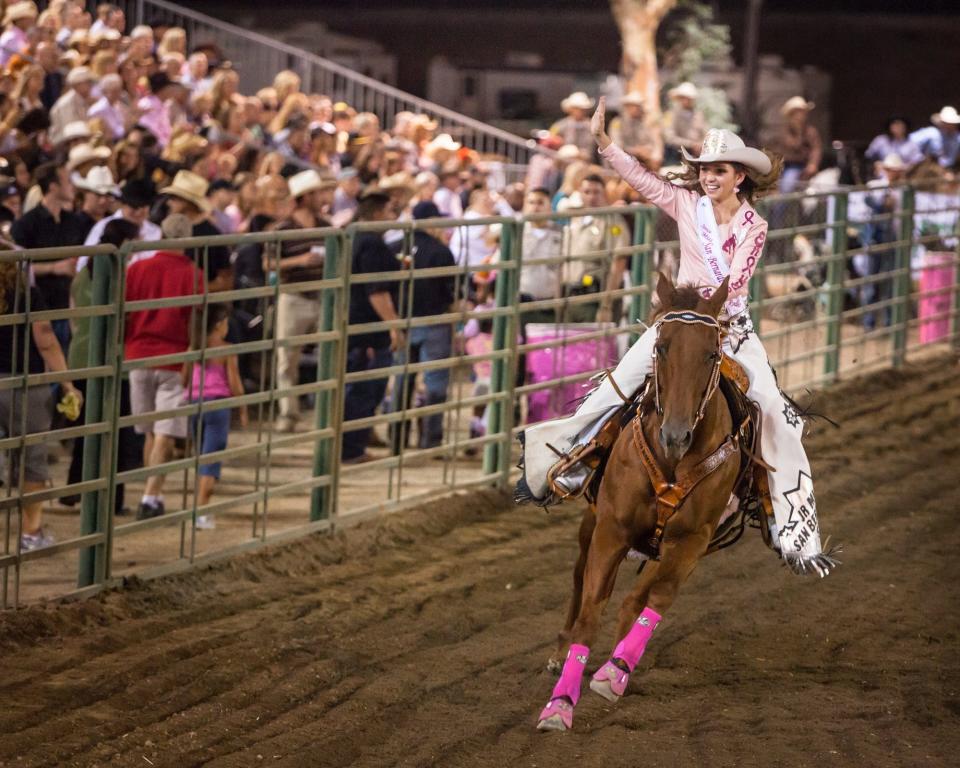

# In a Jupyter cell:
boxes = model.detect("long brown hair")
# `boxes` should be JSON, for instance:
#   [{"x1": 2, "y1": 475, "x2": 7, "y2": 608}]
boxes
[
  {"x1": 0, "y1": 244, "x2": 24, "y2": 314},
  {"x1": 665, "y1": 150, "x2": 784, "y2": 205}
]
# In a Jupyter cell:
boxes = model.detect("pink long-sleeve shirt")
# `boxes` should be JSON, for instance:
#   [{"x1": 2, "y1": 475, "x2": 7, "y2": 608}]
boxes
[{"x1": 601, "y1": 143, "x2": 768, "y2": 313}]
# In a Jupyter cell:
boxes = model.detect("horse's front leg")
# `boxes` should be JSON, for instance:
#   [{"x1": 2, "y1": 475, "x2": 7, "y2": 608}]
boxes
[
  {"x1": 537, "y1": 511, "x2": 628, "y2": 731},
  {"x1": 589, "y1": 525, "x2": 712, "y2": 704},
  {"x1": 548, "y1": 504, "x2": 597, "y2": 674}
]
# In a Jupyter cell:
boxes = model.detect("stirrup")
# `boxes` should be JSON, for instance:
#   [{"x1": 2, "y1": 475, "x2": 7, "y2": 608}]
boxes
[{"x1": 546, "y1": 443, "x2": 602, "y2": 501}]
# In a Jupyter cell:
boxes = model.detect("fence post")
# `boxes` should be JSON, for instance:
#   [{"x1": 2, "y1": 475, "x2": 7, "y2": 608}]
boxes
[
  {"x1": 483, "y1": 219, "x2": 518, "y2": 482},
  {"x1": 891, "y1": 186, "x2": 915, "y2": 366},
  {"x1": 630, "y1": 208, "x2": 652, "y2": 342},
  {"x1": 952, "y1": 192, "x2": 960, "y2": 348},
  {"x1": 310, "y1": 234, "x2": 341, "y2": 521},
  {"x1": 77, "y1": 250, "x2": 119, "y2": 588},
  {"x1": 824, "y1": 190, "x2": 848, "y2": 382}
]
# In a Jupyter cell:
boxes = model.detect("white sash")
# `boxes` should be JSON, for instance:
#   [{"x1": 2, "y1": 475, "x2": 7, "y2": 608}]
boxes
[{"x1": 695, "y1": 198, "x2": 756, "y2": 316}]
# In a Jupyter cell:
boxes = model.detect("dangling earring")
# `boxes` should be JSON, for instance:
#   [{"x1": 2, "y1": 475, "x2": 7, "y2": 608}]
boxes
[{"x1": 734, "y1": 186, "x2": 741, "y2": 195}]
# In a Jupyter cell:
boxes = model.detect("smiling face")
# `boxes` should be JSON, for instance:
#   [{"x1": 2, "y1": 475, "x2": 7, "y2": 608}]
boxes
[{"x1": 698, "y1": 162, "x2": 745, "y2": 204}]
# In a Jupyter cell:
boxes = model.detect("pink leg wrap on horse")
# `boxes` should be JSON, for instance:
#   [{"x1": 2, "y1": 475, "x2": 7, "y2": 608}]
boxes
[
  {"x1": 551, "y1": 643, "x2": 590, "y2": 704},
  {"x1": 612, "y1": 606, "x2": 661, "y2": 670}
]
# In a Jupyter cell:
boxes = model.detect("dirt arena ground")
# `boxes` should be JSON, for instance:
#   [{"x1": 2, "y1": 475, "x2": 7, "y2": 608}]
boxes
[{"x1": 0, "y1": 356, "x2": 958, "y2": 767}]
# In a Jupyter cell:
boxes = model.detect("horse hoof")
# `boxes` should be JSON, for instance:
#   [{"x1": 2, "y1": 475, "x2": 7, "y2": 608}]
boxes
[
  {"x1": 589, "y1": 660, "x2": 630, "y2": 703},
  {"x1": 536, "y1": 697, "x2": 574, "y2": 731}
]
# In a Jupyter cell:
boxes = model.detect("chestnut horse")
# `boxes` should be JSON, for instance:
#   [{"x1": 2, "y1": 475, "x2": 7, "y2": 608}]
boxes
[{"x1": 538, "y1": 273, "x2": 755, "y2": 731}]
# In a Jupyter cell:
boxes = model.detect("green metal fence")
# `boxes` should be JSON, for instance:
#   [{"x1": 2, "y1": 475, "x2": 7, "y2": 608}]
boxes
[{"x1": 1, "y1": 184, "x2": 957, "y2": 607}]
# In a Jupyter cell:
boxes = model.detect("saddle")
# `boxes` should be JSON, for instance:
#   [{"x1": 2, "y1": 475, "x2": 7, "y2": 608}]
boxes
[{"x1": 548, "y1": 355, "x2": 775, "y2": 558}]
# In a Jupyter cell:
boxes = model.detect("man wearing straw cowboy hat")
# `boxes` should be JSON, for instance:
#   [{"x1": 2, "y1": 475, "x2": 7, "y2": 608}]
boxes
[
  {"x1": 663, "y1": 81, "x2": 706, "y2": 166},
  {"x1": 49, "y1": 66, "x2": 98, "y2": 145},
  {"x1": 271, "y1": 168, "x2": 336, "y2": 434},
  {"x1": 159, "y1": 169, "x2": 232, "y2": 290},
  {"x1": 910, "y1": 106, "x2": 960, "y2": 169},
  {"x1": 609, "y1": 91, "x2": 660, "y2": 170},
  {"x1": 776, "y1": 95, "x2": 822, "y2": 193},
  {"x1": 551, "y1": 91, "x2": 596, "y2": 160},
  {"x1": 72, "y1": 165, "x2": 120, "y2": 239},
  {"x1": 0, "y1": 1, "x2": 37, "y2": 66}
]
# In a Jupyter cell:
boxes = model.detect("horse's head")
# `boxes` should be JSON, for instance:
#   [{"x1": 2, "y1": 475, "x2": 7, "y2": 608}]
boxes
[{"x1": 652, "y1": 272, "x2": 728, "y2": 461}]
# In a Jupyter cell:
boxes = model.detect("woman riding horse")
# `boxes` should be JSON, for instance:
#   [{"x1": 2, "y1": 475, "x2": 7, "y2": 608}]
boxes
[{"x1": 519, "y1": 98, "x2": 834, "y2": 577}]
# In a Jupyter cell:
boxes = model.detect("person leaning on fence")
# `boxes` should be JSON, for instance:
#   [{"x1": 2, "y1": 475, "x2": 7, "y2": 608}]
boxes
[
  {"x1": 341, "y1": 188, "x2": 402, "y2": 465},
  {"x1": 270, "y1": 169, "x2": 336, "y2": 434},
  {"x1": 125, "y1": 213, "x2": 204, "y2": 521},
  {"x1": 388, "y1": 200, "x2": 456, "y2": 454},
  {"x1": 182, "y1": 303, "x2": 247, "y2": 530},
  {"x1": 10, "y1": 162, "x2": 86, "y2": 354},
  {"x1": 909, "y1": 106, "x2": 960, "y2": 169},
  {"x1": 561, "y1": 173, "x2": 631, "y2": 324},
  {"x1": 63, "y1": 217, "x2": 140, "y2": 512},
  {"x1": 0, "y1": 246, "x2": 83, "y2": 552}
]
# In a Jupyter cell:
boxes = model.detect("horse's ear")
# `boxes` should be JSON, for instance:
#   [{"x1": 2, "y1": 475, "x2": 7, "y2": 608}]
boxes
[
  {"x1": 706, "y1": 276, "x2": 730, "y2": 317},
  {"x1": 655, "y1": 271, "x2": 676, "y2": 310}
]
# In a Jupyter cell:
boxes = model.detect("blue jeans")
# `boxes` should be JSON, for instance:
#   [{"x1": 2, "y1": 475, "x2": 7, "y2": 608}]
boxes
[
  {"x1": 341, "y1": 345, "x2": 393, "y2": 460},
  {"x1": 390, "y1": 324, "x2": 452, "y2": 451},
  {"x1": 189, "y1": 406, "x2": 231, "y2": 479}
]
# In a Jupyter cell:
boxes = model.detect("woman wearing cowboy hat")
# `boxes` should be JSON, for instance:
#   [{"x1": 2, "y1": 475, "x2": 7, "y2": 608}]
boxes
[{"x1": 518, "y1": 97, "x2": 836, "y2": 576}]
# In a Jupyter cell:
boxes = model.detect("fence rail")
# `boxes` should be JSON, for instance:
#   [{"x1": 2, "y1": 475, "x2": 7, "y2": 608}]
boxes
[
  {"x1": 108, "y1": 0, "x2": 541, "y2": 165},
  {"x1": 1, "y1": 185, "x2": 958, "y2": 607}
]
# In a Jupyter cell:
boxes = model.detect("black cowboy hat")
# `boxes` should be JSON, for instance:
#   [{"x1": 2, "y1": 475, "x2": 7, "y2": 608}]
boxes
[{"x1": 119, "y1": 178, "x2": 157, "y2": 208}]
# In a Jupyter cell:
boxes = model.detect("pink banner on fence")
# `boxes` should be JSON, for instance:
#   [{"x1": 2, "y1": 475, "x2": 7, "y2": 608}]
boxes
[
  {"x1": 525, "y1": 323, "x2": 618, "y2": 424},
  {"x1": 919, "y1": 251, "x2": 954, "y2": 344}
]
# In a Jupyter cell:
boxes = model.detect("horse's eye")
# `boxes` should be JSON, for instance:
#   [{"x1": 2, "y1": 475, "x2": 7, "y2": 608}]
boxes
[
  {"x1": 655, "y1": 344, "x2": 667, "y2": 358},
  {"x1": 707, "y1": 351, "x2": 721, "y2": 362}
]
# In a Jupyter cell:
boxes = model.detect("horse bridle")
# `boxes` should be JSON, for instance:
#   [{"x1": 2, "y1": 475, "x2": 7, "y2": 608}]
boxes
[{"x1": 652, "y1": 310, "x2": 724, "y2": 431}]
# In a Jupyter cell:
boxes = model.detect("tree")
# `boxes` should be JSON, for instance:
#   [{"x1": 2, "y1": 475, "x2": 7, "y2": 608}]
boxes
[
  {"x1": 610, "y1": 0, "x2": 737, "y2": 148},
  {"x1": 610, "y1": 0, "x2": 677, "y2": 149}
]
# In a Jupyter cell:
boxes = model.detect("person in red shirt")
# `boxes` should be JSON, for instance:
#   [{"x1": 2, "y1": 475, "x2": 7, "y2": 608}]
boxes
[{"x1": 125, "y1": 213, "x2": 204, "y2": 520}]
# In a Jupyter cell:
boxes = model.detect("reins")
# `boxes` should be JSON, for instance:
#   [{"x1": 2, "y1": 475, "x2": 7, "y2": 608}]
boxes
[{"x1": 640, "y1": 309, "x2": 731, "y2": 554}]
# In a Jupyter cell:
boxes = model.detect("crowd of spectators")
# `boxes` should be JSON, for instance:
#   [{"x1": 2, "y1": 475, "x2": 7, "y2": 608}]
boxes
[{"x1": 0, "y1": 0, "x2": 957, "y2": 550}]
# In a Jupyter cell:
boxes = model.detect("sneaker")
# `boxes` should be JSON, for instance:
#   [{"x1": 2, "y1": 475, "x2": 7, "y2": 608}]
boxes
[
  {"x1": 20, "y1": 529, "x2": 54, "y2": 552},
  {"x1": 274, "y1": 416, "x2": 298, "y2": 434},
  {"x1": 195, "y1": 514, "x2": 216, "y2": 530},
  {"x1": 136, "y1": 500, "x2": 165, "y2": 520}
]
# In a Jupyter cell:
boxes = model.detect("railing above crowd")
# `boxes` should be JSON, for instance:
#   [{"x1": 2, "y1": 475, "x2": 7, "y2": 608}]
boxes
[{"x1": 1, "y1": 184, "x2": 957, "y2": 608}]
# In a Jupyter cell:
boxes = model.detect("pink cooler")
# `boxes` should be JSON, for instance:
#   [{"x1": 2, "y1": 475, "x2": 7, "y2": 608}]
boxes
[
  {"x1": 919, "y1": 251, "x2": 954, "y2": 344},
  {"x1": 525, "y1": 323, "x2": 618, "y2": 424}
]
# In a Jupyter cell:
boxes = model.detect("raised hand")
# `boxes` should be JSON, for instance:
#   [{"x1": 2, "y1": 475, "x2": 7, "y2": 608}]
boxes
[{"x1": 591, "y1": 96, "x2": 611, "y2": 150}]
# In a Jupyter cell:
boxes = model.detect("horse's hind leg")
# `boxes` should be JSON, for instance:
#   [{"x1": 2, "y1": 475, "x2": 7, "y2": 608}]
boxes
[
  {"x1": 589, "y1": 530, "x2": 710, "y2": 704},
  {"x1": 549, "y1": 504, "x2": 596, "y2": 673},
  {"x1": 537, "y1": 513, "x2": 628, "y2": 731}
]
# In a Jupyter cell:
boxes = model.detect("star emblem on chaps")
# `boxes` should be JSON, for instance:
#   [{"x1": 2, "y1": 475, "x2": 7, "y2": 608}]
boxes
[
  {"x1": 783, "y1": 402, "x2": 801, "y2": 428},
  {"x1": 781, "y1": 471, "x2": 818, "y2": 553}
]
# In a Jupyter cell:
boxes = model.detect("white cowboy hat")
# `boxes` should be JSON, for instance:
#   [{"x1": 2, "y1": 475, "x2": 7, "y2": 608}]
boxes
[
  {"x1": 60, "y1": 120, "x2": 92, "y2": 144},
  {"x1": 561, "y1": 91, "x2": 595, "y2": 112},
  {"x1": 620, "y1": 91, "x2": 645, "y2": 108},
  {"x1": 668, "y1": 82, "x2": 699, "y2": 101},
  {"x1": 160, "y1": 170, "x2": 212, "y2": 213},
  {"x1": 72, "y1": 165, "x2": 120, "y2": 196},
  {"x1": 681, "y1": 128, "x2": 772, "y2": 175},
  {"x1": 377, "y1": 172, "x2": 418, "y2": 194},
  {"x1": 880, "y1": 154, "x2": 907, "y2": 172},
  {"x1": 557, "y1": 144, "x2": 583, "y2": 161},
  {"x1": 781, "y1": 96, "x2": 815, "y2": 115},
  {"x1": 66, "y1": 142, "x2": 112, "y2": 171},
  {"x1": 2, "y1": 1, "x2": 37, "y2": 26},
  {"x1": 424, "y1": 133, "x2": 461, "y2": 154},
  {"x1": 931, "y1": 106, "x2": 960, "y2": 126},
  {"x1": 287, "y1": 168, "x2": 336, "y2": 199},
  {"x1": 66, "y1": 66, "x2": 96, "y2": 87}
]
